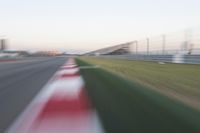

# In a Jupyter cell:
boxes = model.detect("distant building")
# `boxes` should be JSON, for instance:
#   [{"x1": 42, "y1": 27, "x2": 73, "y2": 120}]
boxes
[{"x1": 0, "y1": 50, "x2": 29, "y2": 58}]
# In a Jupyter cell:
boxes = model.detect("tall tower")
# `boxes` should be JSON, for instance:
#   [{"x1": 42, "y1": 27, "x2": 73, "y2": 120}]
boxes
[{"x1": 0, "y1": 39, "x2": 7, "y2": 51}]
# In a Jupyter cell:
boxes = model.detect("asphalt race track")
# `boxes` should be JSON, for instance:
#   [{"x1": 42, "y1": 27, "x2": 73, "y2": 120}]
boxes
[{"x1": 0, "y1": 57, "x2": 67, "y2": 132}]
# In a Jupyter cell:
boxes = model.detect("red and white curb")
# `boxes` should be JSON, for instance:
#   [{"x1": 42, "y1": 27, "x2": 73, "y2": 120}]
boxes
[{"x1": 6, "y1": 58, "x2": 104, "y2": 133}]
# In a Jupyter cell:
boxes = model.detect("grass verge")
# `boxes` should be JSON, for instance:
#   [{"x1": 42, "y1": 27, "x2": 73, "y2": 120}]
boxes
[
  {"x1": 78, "y1": 57, "x2": 200, "y2": 110},
  {"x1": 76, "y1": 58, "x2": 200, "y2": 133}
]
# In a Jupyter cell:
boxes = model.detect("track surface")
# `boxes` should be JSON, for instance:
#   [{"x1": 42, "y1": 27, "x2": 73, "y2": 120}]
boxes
[{"x1": 0, "y1": 57, "x2": 67, "y2": 132}]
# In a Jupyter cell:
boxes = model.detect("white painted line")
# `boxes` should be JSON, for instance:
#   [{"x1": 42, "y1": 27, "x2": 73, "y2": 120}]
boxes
[{"x1": 55, "y1": 67, "x2": 79, "y2": 75}]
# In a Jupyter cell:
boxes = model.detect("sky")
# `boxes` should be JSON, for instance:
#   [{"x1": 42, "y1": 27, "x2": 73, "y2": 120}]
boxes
[{"x1": 0, "y1": 0, "x2": 200, "y2": 53}]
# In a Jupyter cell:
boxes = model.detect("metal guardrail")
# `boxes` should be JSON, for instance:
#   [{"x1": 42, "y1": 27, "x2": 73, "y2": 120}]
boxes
[{"x1": 99, "y1": 54, "x2": 200, "y2": 64}]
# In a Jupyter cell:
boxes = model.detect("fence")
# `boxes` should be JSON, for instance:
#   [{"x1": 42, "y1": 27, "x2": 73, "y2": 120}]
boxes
[{"x1": 129, "y1": 27, "x2": 200, "y2": 55}]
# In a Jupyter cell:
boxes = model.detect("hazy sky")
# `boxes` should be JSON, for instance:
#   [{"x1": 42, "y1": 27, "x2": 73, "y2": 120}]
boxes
[{"x1": 0, "y1": 0, "x2": 200, "y2": 53}]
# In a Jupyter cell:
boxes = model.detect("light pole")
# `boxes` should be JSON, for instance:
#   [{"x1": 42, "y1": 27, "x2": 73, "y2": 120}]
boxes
[
  {"x1": 135, "y1": 40, "x2": 138, "y2": 55},
  {"x1": 162, "y1": 35, "x2": 166, "y2": 55},
  {"x1": 147, "y1": 38, "x2": 149, "y2": 55}
]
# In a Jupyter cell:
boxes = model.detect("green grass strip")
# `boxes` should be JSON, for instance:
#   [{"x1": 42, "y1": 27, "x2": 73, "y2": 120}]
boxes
[
  {"x1": 78, "y1": 57, "x2": 200, "y2": 110},
  {"x1": 77, "y1": 58, "x2": 200, "y2": 133}
]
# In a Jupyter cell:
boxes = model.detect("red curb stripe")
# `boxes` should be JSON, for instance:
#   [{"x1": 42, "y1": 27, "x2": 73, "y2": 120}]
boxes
[
  {"x1": 36, "y1": 88, "x2": 91, "y2": 120},
  {"x1": 52, "y1": 73, "x2": 80, "y2": 81},
  {"x1": 60, "y1": 72, "x2": 80, "y2": 78}
]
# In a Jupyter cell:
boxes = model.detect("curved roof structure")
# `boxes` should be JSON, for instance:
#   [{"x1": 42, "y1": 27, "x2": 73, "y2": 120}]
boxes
[{"x1": 85, "y1": 42, "x2": 133, "y2": 55}]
